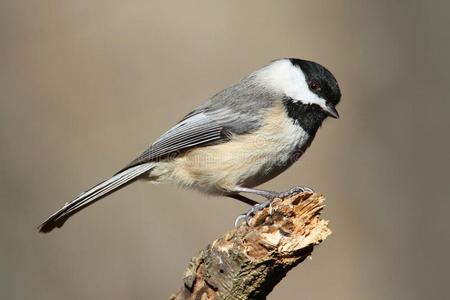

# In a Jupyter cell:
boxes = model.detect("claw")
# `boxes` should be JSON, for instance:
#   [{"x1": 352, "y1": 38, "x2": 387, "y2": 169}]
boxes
[
  {"x1": 276, "y1": 186, "x2": 313, "y2": 198},
  {"x1": 234, "y1": 198, "x2": 273, "y2": 227},
  {"x1": 234, "y1": 214, "x2": 246, "y2": 227},
  {"x1": 244, "y1": 204, "x2": 261, "y2": 225},
  {"x1": 302, "y1": 187, "x2": 314, "y2": 193}
]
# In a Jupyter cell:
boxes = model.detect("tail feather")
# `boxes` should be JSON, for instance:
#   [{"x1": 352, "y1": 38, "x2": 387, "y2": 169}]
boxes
[{"x1": 38, "y1": 163, "x2": 154, "y2": 233}]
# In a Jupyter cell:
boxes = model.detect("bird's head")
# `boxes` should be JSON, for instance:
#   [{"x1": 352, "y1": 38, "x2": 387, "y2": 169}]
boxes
[{"x1": 257, "y1": 58, "x2": 341, "y2": 120}]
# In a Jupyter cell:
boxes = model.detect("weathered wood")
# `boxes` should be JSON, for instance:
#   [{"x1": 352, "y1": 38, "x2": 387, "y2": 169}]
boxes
[{"x1": 170, "y1": 192, "x2": 331, "y2": 300}]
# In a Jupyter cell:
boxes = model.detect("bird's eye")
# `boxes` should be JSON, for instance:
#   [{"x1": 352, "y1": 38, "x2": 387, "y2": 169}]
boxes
[{"x1": 309, "y1": 80, "x2": 320, "y2": 91}]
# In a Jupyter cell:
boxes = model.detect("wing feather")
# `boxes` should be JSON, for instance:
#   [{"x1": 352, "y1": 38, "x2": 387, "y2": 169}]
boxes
[{"x1": 121, "y1": 111, "x2": 229, "y2": 170}]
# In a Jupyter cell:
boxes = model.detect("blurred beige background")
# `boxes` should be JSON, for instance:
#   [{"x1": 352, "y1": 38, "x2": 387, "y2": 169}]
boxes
[{"x1": 1, "y1": 0, "x2": 449, "y2": 299}]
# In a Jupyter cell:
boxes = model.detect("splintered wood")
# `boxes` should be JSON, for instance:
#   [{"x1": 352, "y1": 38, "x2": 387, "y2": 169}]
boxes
[{"x1": 170, "y1": 192, "x2": 331, "y2": 300}]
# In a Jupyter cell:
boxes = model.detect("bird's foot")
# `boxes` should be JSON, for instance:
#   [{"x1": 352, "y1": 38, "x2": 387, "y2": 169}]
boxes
[
  {"x1": 234, "y1": 198, "x2": 273, "y2": 227},
  {"x1": 234, "y1": 186, "x2": 313, "y2": 227},
  {"x1": 274, "y1": 186, "x2": 314, "y2": 199}
]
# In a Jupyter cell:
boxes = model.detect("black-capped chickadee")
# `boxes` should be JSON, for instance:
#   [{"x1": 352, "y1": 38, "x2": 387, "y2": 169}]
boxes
[{"x1": 39, "y1": 58, "x2": 341, "y2": 233}]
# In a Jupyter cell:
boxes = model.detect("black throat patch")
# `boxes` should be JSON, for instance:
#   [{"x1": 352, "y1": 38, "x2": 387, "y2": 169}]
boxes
[{"x1": 282, "y1": 97, "x2": 327, "y2": 136}]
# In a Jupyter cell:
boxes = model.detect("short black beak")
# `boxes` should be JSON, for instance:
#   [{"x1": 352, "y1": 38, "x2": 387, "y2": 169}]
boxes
[{"x1": 325, "y1": 105, "x2": 339, "y2": 119}]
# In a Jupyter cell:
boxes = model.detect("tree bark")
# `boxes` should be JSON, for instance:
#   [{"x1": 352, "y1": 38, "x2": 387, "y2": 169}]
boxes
[{"x1": 170, "y1": 192, "x2": 331, "y2": 300}]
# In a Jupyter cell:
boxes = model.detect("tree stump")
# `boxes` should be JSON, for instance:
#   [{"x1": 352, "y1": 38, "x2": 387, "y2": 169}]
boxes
[{"x1": 170, "y1": 192, "x2": 331, "y2": 300}]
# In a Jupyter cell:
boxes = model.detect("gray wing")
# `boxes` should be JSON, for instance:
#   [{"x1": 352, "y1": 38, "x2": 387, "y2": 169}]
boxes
[
  {"x1": 121, "y1": 76, "x2": 277, "y2": 172},
  {"x1": 120, "y1": 109, "x2": 241, "y2": 171}
]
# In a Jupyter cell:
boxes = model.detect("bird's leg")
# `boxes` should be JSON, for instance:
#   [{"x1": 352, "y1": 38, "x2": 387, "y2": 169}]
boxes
[
  {"x1": 232, "y1": 186, "x2": 314, "y2": 226},
  {"x1": 232, "y1": 186, "x2": 279, "y2": 199},
  {"x1": 227, "y1": 193, "x2": 259, "y2": 206},
  {"x1": 234, "y1": 186, "x2": 314, "y2": 199}
]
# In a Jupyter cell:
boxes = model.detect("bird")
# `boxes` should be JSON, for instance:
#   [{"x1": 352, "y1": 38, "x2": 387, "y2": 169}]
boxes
[{"x1": 38, "y1": 58, "x2": 341, "y2": 233}]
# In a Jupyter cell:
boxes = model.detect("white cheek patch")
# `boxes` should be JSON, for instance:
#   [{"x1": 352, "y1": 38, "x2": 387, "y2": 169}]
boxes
[{"x1": 256, "y1": 59, "x2": 328, "y2": 110}]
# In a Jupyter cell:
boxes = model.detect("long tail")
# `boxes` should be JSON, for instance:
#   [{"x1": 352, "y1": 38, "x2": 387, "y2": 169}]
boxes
[{"x1": 38, "y1": 163, "x2": 154, "y2": 233}]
